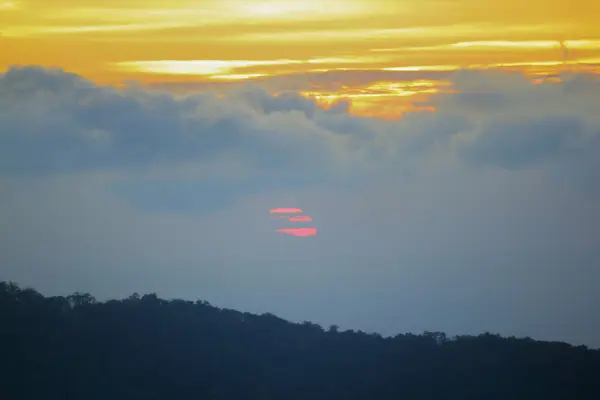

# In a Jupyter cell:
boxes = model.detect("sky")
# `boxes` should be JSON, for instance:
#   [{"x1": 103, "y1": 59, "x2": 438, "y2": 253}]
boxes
[{"x1": 1, "y1": 0, "x2": 600, "y2": 348}]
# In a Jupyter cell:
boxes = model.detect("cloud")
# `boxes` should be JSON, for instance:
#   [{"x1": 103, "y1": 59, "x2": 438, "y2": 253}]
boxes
[
  {"x1": 1, "y1": 66, "x2": 600, "y2": 209},
  {"x1": 0, "y1": 66, "x2": 337, "y2": 176},
  {"x1": 147, "y1": 69, "x2": 457, "y2": 93},
  {"x1": 111, "y1": 57, "x2": 386, "y2": 78},
  {"x1": 459, "y1": 116, "x2": 585, "y2": 168},
  {"x1": 439, "y1": 70, "x2": 600, "y2": 190},
  {"x1": 229, "y1": 24, "x2": 566, "y2": 43}
]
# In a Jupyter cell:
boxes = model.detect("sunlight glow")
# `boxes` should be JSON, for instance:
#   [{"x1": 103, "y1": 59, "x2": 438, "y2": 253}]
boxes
[
  {"x1": 2, "y1": 0, "x2": 600, "y2": 119},
  {"x1": 301, "y1": 79, "x2": 450, "y2": 118},
  {"x1": 228, "y1": 0, "x2": 367, "y2": 20},
  {"x1": 372, "y1": 40, "x2": 600, "y2": 53},
  {"x1": 115, "y1": 60, "x2": 297, "y2": 76},
  {"x1": 34, "y1": 0, "x2": 369, "y2": 32},
  {"x1": 383, "y1": 65, "x2": 461, "y2": 72},
  {"x1": 113, "y1": 57, "x2": 385, "y2": 77},
  {"x1": 381, "y1": 58, "x2": 600, "y2": 72},
  {"x1": 210, "y1": 73, "x2": 267, "y2": 80},
  {"x1": 233, "y1": 24, "x2": 568, "y2": 42},
  {"x1": 0, "y1": 1, "x2": 18, "y2": 10},
  {"x1": 3, "y1": 23, "x2": 184, "y2": 37}
]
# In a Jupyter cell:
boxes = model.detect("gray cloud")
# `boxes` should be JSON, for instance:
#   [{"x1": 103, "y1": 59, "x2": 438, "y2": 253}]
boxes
[
  {"x1": 459, "y1": 116, "x2": 585, "y2": 169},
  {"x1": 3, "y1": 67, "x2": 598, "y2": 182},
  {"x1": 1, "y1": 66, "x2": 600, "y2": 348},
  {"x1": 0, "y1": 66, "x2": 467, "y2": 210}
]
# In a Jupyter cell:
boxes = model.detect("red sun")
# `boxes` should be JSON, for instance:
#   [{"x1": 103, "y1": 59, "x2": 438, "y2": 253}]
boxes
[
  {"x1": 270, "y1": 208, "x2": 302, "y2": 214},
  {"x1": 276, "y1": 228, "x2": 317, "y2": 237}
]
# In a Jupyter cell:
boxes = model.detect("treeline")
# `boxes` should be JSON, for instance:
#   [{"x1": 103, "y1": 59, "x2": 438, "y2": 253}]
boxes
[{"x1": 1, "y1": 281, "x2": 599, "y2": 399}]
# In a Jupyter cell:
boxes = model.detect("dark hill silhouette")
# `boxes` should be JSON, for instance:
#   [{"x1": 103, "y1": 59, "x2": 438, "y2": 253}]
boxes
[{"x1": 1, "y1": 281, "x2": 599, "y2": 399}]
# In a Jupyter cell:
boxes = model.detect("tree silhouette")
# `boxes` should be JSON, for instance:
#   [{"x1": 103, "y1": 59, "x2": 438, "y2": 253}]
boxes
[{"x1": 1, "y1": 281, "x2": 599, "y2": 399}]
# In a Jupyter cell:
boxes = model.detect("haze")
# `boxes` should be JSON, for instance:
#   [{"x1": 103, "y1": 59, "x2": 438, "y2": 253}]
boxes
[{"x1": 1, "y1": 0, "x2": 599, "y2": 348}]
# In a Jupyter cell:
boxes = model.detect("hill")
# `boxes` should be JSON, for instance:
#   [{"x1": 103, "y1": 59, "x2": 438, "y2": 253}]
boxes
[{"x1": 1, "y1": 281, "x2": 599, "y2": 399}]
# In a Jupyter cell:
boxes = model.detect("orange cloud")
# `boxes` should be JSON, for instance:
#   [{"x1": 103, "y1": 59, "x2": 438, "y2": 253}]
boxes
[{"x1": 2, "y1": 0, "x2": 599, "y2": 119}]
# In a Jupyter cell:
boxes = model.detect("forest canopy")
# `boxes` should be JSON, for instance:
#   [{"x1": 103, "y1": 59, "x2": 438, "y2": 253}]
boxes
[{"x1": 1, "y1": 281, "x2": 599, "y2": 399}]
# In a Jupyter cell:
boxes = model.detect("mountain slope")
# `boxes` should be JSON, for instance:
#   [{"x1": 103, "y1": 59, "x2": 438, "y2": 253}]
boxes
[{"x1": 1, "y1": 281, "x2": 599, "y2": 399}]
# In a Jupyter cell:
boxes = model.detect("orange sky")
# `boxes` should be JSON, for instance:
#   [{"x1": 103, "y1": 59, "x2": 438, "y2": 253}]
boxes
[{"x1": 2, "y1": 0, "x2": 600, "y2": 117}]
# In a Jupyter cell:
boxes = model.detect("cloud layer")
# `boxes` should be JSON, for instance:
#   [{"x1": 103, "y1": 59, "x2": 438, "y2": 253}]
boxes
[
  {"x1": 3, "y1": 66, "x2": 599, "y2": 195},
  {"x1": 1, "y1": 66, "x2": 600, "y2": 348}
]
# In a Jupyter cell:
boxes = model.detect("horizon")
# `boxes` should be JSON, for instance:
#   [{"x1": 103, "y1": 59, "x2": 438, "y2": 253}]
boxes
[{"x1": 5, "y1": 279, "x2": 600, "y2": 350}]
